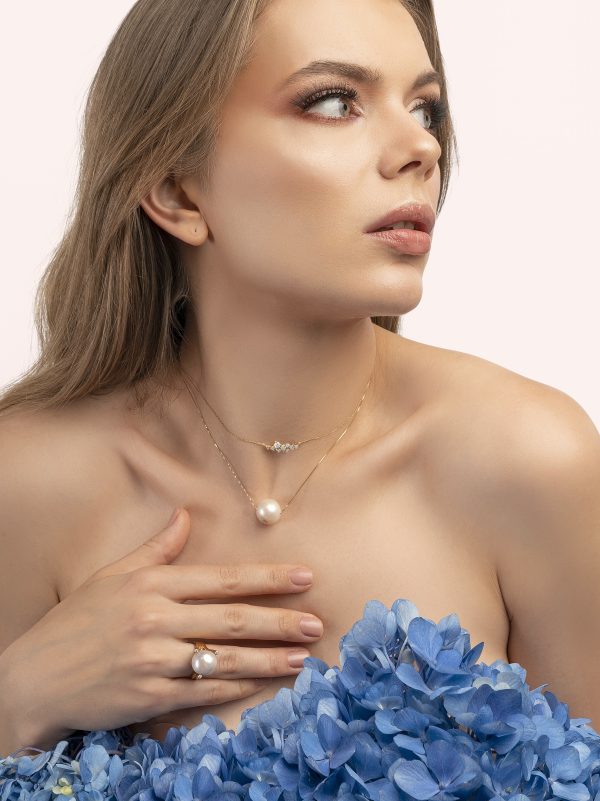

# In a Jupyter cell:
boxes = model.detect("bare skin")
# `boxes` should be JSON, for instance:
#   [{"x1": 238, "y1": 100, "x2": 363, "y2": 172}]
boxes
[
  {"x1": 3, "y1": 328, "x2": 599, "y2": 744},
  {"x1": 44, "y1": 329, "x2": 513, "y2": 739}
]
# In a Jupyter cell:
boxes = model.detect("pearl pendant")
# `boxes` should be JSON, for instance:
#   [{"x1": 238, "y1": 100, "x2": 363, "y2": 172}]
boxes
[
  {"x1": 191, "y1": 649, "x2": 218, "y2": 677},
  {"x1": 255, "y1": 498, "x2": 282, "y2": 525}
]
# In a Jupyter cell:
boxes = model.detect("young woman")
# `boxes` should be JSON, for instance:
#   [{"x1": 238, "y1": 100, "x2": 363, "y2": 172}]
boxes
[{"x1": 1, "y1": 0, "x2": 599, "y2": 755}]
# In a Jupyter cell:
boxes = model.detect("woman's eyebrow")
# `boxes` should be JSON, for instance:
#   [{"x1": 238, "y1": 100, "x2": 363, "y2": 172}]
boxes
[{"x1": 278, "y1": 60, "x2": 442, "y2": 92}]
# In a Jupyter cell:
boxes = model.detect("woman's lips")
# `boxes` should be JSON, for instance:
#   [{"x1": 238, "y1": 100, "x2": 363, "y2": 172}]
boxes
[{"x1": 365, "y1": 227, "x2": 431, "y2": 255}]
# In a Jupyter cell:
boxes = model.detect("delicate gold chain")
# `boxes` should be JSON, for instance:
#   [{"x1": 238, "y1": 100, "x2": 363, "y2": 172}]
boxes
[
  {"x1": 182, "y1": 372, "x2": 361, "y2": 451},
  {"x1": 179, "y1": 367, "x2": 373, "y2": 518}
]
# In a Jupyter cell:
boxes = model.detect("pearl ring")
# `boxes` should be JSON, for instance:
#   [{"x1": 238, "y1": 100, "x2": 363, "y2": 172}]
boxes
[{"x1": 190, "y1": 641, "x2": 219, "y2": 680}]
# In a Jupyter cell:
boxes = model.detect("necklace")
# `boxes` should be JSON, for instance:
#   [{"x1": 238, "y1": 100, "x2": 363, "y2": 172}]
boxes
[
  {"x1": 179, "y1": 366, "x2": 374, "y2": 526},
  {"x1": 187, "y1": 376, "x2": 357, "y2": 453}
]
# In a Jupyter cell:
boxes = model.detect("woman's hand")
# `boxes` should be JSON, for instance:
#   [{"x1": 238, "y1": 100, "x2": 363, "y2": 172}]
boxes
[{"x1": 2, "y1": 507, "x2": 321, "y2": 752}]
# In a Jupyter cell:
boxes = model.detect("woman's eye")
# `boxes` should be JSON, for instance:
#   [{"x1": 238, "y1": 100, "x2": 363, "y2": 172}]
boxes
[
  {"x1": 410, "y1": 97, "x2": 449, "y2": 133},
  {"x1": 308, "y1": 94, "x2": 354, "y2": 118},
  {"x1": 411, "y1": 102, "x2": 433, "y2": 130},
  {"x1": 294, "y1": 84, "x2": 449, "y2": 134},
  {"x1": 295, "y1": 86, "x2": 358, "y2": 119}
]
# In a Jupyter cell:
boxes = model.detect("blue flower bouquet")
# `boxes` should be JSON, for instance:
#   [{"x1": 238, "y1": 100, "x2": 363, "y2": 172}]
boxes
[{"x1": 2, "y1": 598, "x2": 600, "y2": 801}]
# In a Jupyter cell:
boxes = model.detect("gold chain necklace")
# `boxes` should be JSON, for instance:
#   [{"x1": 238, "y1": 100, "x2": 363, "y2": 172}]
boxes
[
  {"x1": 179, "y1": 366, "x2": 374, "y2": 526},
  {"x1": 184, "y1": 374, "x2": 356, "y2": 453}
]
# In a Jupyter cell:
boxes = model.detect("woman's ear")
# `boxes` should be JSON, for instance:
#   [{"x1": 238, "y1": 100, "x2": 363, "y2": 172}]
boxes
[{"x1": 139, "y1": 173, "x2": 208, "y2": 246}]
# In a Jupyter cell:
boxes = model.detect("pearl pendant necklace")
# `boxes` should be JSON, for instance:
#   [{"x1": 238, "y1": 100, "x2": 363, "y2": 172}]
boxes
[
  {"x1": 255, "y1": 498, "x2": 282, "y2": 525},
  {"x1": 180, "y1": 368, "x2": 374, "y2": 526}
]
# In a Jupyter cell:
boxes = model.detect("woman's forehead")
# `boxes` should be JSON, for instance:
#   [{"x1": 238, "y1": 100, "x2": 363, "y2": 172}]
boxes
[{"x1": 242, "y1": 0, "x2": 429, "y2": 94}]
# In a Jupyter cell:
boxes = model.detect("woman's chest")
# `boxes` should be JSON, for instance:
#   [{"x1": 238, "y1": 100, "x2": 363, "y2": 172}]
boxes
[{"x1": 87, "y1": 453, "x2": 509, "y2": 742}]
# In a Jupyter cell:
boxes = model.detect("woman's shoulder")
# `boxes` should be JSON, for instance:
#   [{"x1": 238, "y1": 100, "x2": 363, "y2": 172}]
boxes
[
  {"x1": 0, "y1": 392, "x2": 140, "y2": 561},
  {"x1": 0, "y1": 392, "x2": 136, "y2": 493},
  {"x1": 393, "y1": 333, "x2": 588, "y2": 432},
  {"x1": 391, "y1": 334, "x2": 597, "y2": 516},
  {"x1": 422, "y1": 338, "x2": 593, "y2": 452}
]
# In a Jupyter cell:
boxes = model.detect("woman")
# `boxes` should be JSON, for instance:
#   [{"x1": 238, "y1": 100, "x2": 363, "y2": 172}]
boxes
[{"x1": 1, "y1": 0, "x2": 599, "y2": 756}]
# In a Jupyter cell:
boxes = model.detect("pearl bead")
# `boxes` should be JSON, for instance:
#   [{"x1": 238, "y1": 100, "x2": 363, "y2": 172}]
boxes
[
  {"x1": 255, "y1": 498, "x2": 282, "y2": 525},
  {"x1": 191, "y1": 649, "x2": 217, "y2": 677}
]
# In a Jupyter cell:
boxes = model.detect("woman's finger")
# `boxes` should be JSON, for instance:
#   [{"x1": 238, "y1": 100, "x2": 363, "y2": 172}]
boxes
[
  {"x1": 145, "y1": 640, "x2": 312, "y2": 680},
  {"x1": 137, "y1": 561, "x2": 314, "y2": 601},
  {"x1": 151, "y1": 676, "x2": 273, "y2": 717},
  {"x1": 167, "y1": 600, "x2": 324, "y2": 643}
]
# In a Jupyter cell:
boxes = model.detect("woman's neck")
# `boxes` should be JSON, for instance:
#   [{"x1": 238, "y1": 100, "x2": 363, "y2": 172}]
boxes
[{"x1": 173, "y1": 309, "x2": 394, "y2": 495}]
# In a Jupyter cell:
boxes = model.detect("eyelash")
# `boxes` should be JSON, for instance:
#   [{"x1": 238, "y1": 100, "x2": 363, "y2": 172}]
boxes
[{"x1": 292, "y1": 80, "x2": 449, "y2": 133}]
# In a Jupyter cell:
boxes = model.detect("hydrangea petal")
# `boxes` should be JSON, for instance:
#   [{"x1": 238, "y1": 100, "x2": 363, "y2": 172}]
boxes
[
  {"x1": 393, "y1": 759, "x2": 440, "y2": 799},
  {"x1": 551, "y1": 781, "x2": 592, "y2": 801}
]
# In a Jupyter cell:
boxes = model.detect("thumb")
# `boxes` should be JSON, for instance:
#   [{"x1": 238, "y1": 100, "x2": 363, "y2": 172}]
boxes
[{"x1": 91, "y1": 507, "x2": 190, "y2": 581}]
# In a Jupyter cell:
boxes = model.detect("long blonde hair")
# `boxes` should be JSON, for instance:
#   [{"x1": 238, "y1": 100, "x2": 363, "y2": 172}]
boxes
[{"x1": 0, "y1": 0, "x2": 458, "y2": 417}]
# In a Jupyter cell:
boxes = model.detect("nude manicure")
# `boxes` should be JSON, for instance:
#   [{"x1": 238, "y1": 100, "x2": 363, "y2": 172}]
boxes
[
  {"x1": 300, "y1": 616, "x2": 323, "y2": 637},
  {"x1": 288, "y1": 649, "x2": 310, "y2": 668},
  {"x1": 288, "y1": 567, "x2": 313, "y2": 586}
]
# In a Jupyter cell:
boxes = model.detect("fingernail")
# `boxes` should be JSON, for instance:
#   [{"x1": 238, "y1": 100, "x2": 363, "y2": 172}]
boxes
[
  {"x1": 300, "y1": 616, "x2": 323, "y2": 637},
  {"x1": 288, "y1": 649, "x2": 311, "y2": 668},
  {"x1": 288, "y1": 567, "x2": 313, "y2": 586}
]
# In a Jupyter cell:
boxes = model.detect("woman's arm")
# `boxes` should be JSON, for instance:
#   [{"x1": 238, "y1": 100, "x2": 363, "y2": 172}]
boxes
[
  {"x1": 491, "y1": 386, "x2": 600, "y2": 727},
  {"x1": 0, "y1": 414, "x2": 67, "y2": 755},
  {"x1": 0, "y1": 414, "x2": 66, "y2": 659}
]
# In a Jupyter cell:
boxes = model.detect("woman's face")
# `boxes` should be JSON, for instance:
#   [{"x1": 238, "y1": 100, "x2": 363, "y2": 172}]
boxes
[{"x1": 185, "y1": 0, "x2": 443, "y2": 324}]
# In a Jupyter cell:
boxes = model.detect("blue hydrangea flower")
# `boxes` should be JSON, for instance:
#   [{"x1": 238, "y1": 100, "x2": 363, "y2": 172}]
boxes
[{"x1": 3, "y1": 599, "x2": 600, "y2": 801}]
